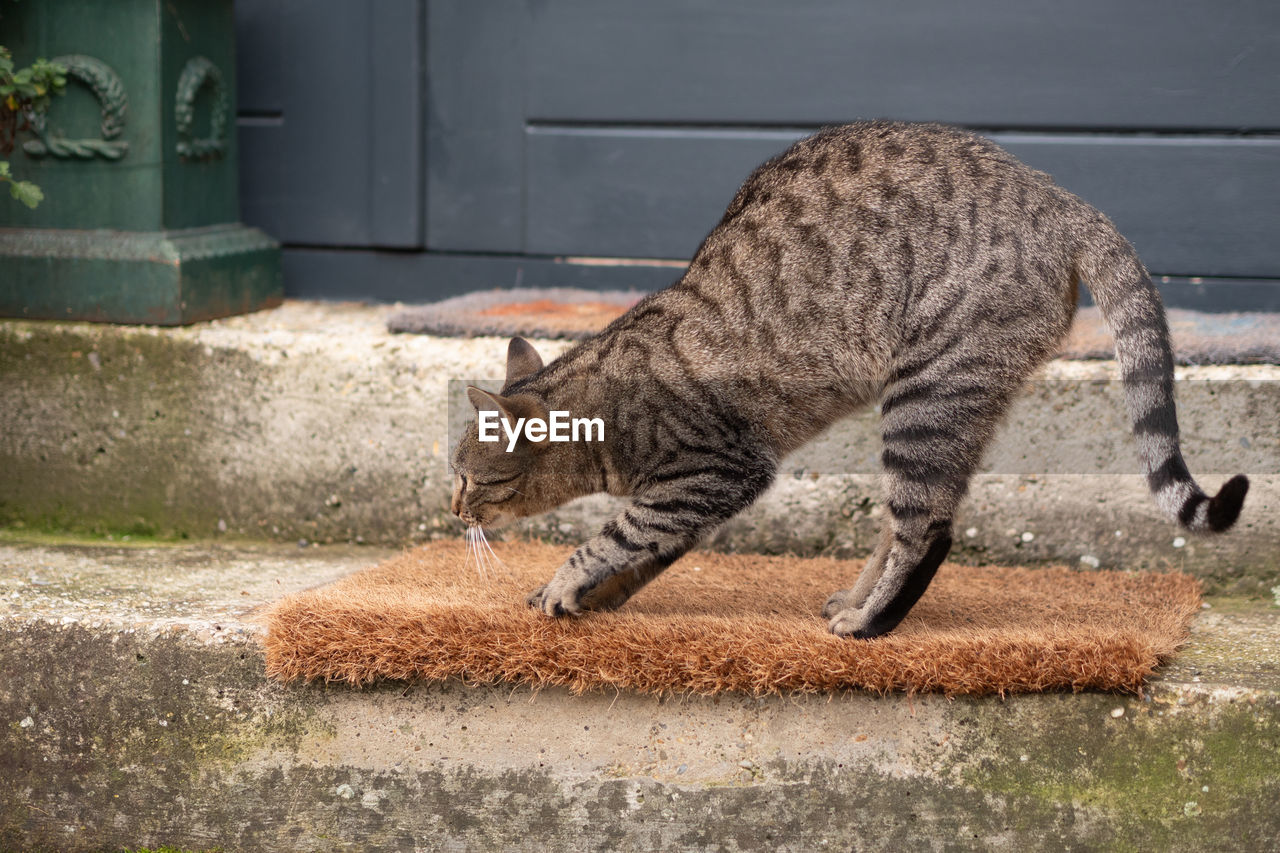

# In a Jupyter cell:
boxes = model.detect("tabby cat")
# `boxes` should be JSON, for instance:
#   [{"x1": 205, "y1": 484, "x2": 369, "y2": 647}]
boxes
[{"x1": 450, "y1": 121, "x2": 1248, "y2": 639}]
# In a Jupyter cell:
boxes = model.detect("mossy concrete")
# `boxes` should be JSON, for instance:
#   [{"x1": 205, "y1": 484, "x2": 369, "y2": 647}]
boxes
[
  {"x1": 1, "y1": 302, "x2": 1277, "y2": 594},
  {"x1": 1, "y1": 539, "x2": 1278, "y2": 851}
]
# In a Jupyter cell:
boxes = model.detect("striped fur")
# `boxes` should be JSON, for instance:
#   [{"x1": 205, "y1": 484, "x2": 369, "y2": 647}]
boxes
[{"x1": 451, "y1": 121, "x2": 1248, "y2": 639}]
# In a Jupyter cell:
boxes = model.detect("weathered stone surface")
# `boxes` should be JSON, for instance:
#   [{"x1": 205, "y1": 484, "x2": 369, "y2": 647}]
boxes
[
  {"x1": 1, "y1": 301, "x2": 1276, "y2": 593},
  {"x1": 1, "y1": 540, "x2": 1278, "y2": 851}
]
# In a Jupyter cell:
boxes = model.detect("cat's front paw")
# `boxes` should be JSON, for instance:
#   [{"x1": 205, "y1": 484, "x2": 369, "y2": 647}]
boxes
[
  {"x1": 525, "y1": 579, "x2": 582, "y2": 618},
  {"x1": 827, "y1": 606, "x2": 889, "y2": 640}
]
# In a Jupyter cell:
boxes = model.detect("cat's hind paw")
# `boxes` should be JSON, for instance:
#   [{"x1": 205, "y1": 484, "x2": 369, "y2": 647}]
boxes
[
  {"x1": 820, "y1": 589, "x2": 851, "y2": 620},
  {"x1": 827, "y1": 606, "x2": 890, "y2": 640}
]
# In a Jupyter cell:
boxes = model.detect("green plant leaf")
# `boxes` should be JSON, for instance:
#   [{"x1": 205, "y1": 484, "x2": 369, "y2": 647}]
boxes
[
  {"x1": 9, "y1": 179, "x2": 43, "y2": 208},
  {"x1": 1, "y1": 45, "x2": 64, "y2": 204}
]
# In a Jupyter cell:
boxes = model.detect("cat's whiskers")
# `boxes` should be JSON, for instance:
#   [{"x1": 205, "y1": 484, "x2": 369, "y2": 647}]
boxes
[
  {"x1": 476, "y1": 527, "x2": 492, "y2": 580},
  {"x1": 464, "y1": 525, "x2": 489, "y2": 581},
  {"x1": 475, "y1": 525, "x2": 508, "y2": 572},
  {"x1": 463, "y1": 524, "x2": 508, "y2": 580}
]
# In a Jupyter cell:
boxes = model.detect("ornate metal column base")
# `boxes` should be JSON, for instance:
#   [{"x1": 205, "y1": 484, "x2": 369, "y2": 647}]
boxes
[
  {"x1": 0, "y1": 0, "x2": 283, "y2": 325},
  {"x1": 0, "y1": 225, "x2": 280, "y2": 325}
]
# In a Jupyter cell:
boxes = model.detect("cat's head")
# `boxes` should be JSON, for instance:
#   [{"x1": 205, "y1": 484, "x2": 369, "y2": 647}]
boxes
[{"x1": 451, "y1": 338, "x2": 568, "y2": 527}]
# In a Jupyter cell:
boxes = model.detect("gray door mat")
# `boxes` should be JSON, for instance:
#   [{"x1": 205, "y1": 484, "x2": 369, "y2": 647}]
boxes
[
  {"x1": 1069, "y1": 306, "x2": 1280, "y2": 364},
  {"x1": 388, "y1": 288, "x2": 1280, "y2": 365}
]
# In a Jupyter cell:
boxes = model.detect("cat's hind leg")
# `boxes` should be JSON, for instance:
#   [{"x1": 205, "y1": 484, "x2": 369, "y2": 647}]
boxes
[
  {"x1": 826, "y1": 503, "x2": 953, "y2": 639},
  {"x1": 821, "y1": 525, "x2": 891, "y2": 619},
  {"x1": 826, "y1": 379, "x2": 1016, "y2": 638}
]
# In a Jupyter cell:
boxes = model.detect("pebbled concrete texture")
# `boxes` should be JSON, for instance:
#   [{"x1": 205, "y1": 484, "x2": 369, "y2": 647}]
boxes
[
  {"x1": 2, "y1": 301, "x2": 1276, "y2": 593},
  {"x1": 1, "y1": 539, "x2": 1278, "y2": 852}
]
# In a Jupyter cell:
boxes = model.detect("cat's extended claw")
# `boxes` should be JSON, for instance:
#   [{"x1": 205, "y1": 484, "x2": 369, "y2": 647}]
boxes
[
  {"x1": 525, "y1": 579, "x2": 582, "y2": 617},
  {"x1": 525, "y1": 584, "x2": 549, "y2": 610}
]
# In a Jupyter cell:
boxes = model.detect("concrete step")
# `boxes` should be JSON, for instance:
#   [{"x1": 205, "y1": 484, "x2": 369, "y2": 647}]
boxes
[
  {"x1": 1, "y1": 301, "x2": 1277, "y2": 596},
  {"x1": 2, "y1": 538, "x2": 1278, "y2": 851}
]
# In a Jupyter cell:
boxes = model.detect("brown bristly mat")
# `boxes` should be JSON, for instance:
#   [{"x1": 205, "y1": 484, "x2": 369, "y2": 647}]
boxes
[{"x1": 263, "y1": 540, "x2": 1202, "y2": 697}]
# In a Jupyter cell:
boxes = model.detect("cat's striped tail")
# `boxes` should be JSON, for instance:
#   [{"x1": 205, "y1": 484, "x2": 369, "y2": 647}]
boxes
[{"x1": 1076, "y1": 218, "x2": 1248, "y2": 533}]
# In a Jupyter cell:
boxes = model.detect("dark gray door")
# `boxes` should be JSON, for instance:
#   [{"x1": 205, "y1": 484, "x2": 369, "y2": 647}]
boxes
[{"x1": 237, "y1": 0, "x2": 1280, "y2": 303}]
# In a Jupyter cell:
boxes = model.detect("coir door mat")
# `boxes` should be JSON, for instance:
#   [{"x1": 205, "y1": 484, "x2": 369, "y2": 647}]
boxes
[
  {"x1": 263, "y1": 540, "x2": 1202, "y2": 696},
  {"x1": 386, "y1": 288, "x2": 1280, "y2": 364}
]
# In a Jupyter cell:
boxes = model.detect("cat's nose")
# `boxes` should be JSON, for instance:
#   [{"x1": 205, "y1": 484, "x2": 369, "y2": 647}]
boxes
[{"x1": 451, "y1": 474, "x2": 467, "y2": 518}]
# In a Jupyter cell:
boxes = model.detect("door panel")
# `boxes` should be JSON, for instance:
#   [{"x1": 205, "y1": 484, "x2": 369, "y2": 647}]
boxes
[
  {"x1": 525, "y1": 126, "x2": 1280, "y2": 277},
  {"x1": 526, "y1": 0, "x2": 1280, "y2": 130},
  {"x1": 236, "y1": 0, "x2": 422, "y2": 249}
]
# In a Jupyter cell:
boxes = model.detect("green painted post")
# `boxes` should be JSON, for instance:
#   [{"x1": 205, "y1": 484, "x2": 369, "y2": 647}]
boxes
[{"x1": 0, "y1": 0, "x2": 281, "y2": 325}]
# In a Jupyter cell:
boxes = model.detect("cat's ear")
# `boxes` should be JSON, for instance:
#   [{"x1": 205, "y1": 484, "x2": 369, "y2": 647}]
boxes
[
  {"x1": 466, "y1": 386, "x2": 549, "y2": 442},
  {"x1": 504, "y1": 337, "x2": 544, "y2": 387},
  {"x1": 467, "y1": 386, "x2": 513, "y2": 420}
]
